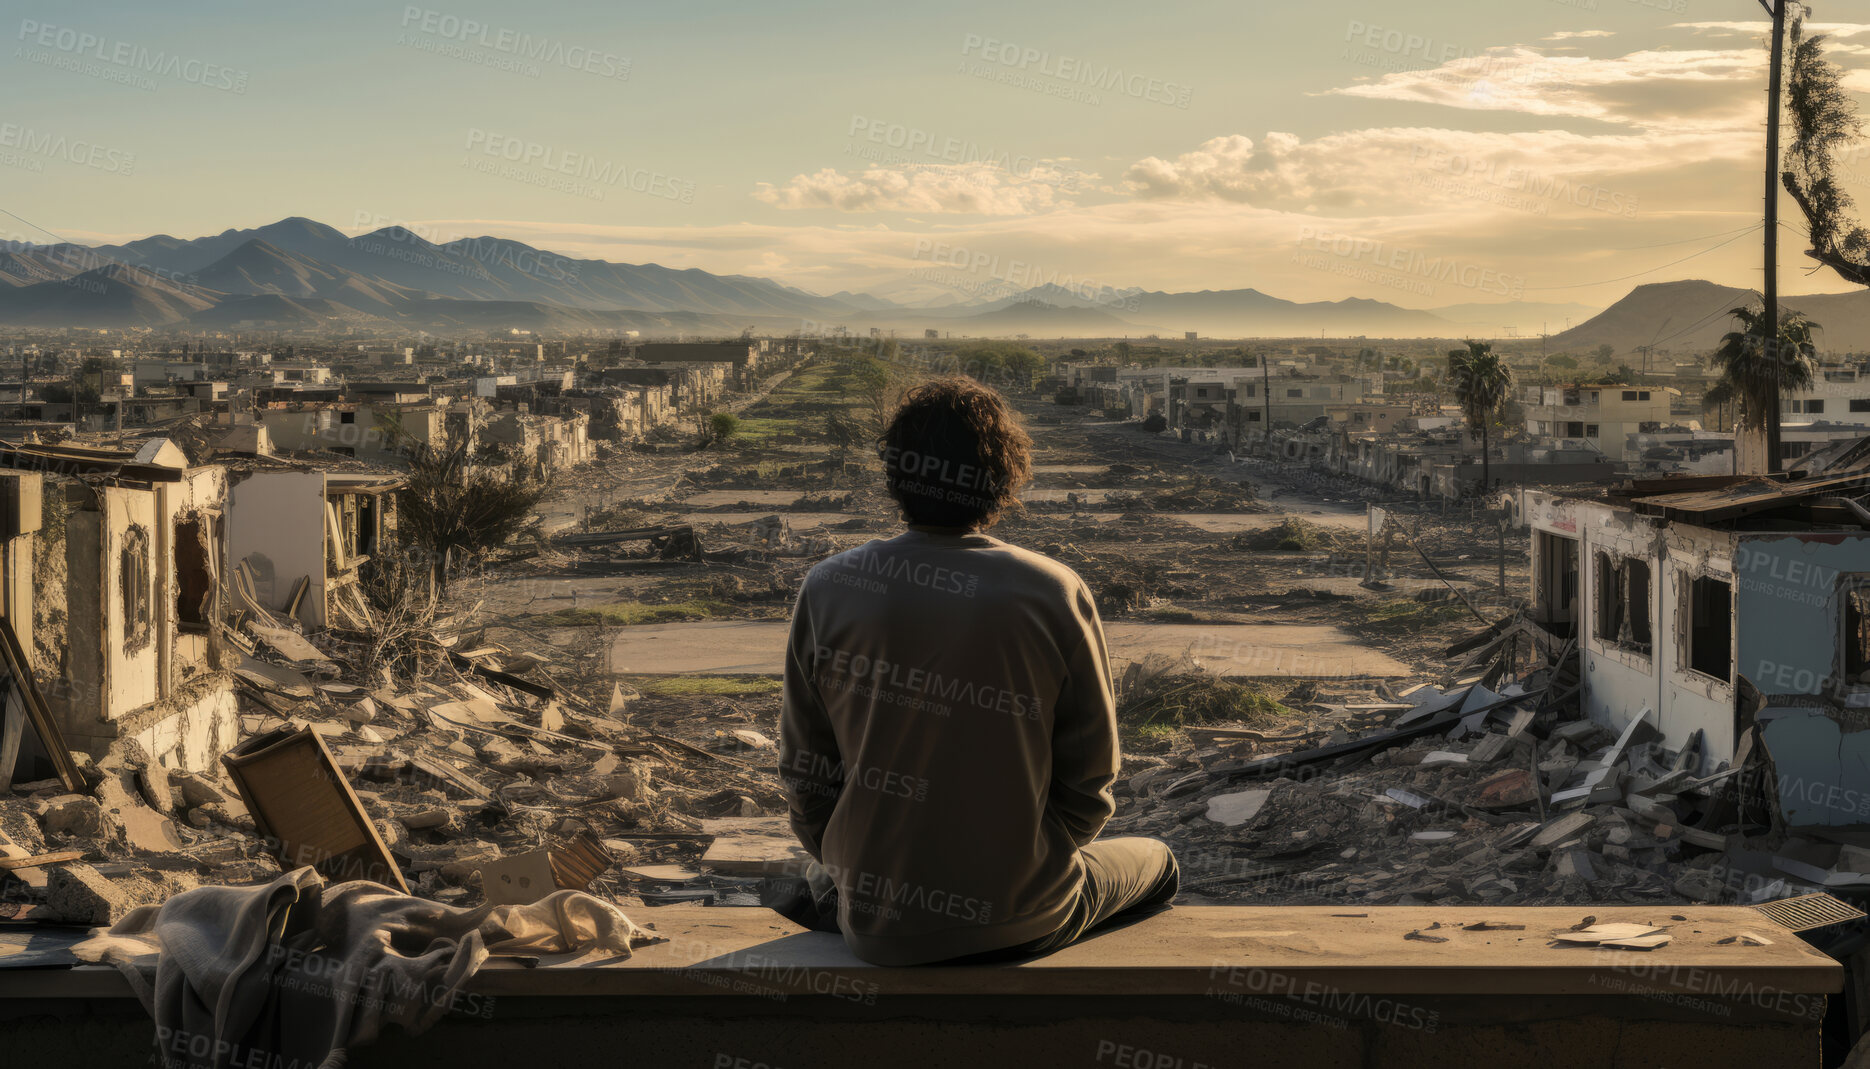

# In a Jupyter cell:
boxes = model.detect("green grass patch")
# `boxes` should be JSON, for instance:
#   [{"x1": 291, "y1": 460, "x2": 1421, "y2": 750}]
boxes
[
  {"x1": 1351, "y1": 596, "x2": 1473, "y2": 635},
  {"x1": 627, "y1": 675, "x2": 783, "y2": 696},
  {"x1": 724, "y1": 417, "x2": 795, "y2": 444},
  {"x1": 533, "y1": 598, "x2": 732, "y2": 627},
  {"x1": 1116, "y1": 674, "x2": 1292, "y2": 728},
  {"x1": 730, "y1": 361, "x2": 873, "y2": 440}
]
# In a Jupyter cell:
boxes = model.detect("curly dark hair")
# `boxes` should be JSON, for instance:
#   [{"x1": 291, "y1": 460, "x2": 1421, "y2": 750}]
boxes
[{"x1": 878, "y1": 377, "x2": 1031, "y2": 529}]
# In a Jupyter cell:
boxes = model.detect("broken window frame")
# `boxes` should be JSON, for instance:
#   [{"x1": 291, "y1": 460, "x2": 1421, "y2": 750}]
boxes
[
  {"x1": 1593, "y1": 551, "x2": 1653, "y2": 658},
  {"x1": 1840, "y1": 578, "x2": 1870, "y2": 687}
]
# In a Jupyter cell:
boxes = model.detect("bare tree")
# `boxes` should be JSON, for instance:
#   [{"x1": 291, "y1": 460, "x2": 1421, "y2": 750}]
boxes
[{"x1": 395, "y1": 438, "x2": 546, "y2": 595}]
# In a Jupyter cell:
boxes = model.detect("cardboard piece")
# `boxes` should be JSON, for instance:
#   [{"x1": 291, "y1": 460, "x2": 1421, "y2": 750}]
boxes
[
  {"x1": 480, "y1": 851, "x2": 558, "y2": 906},
  {"x1": 480, "y1": 833, "x2": 614, "y2": 905}
]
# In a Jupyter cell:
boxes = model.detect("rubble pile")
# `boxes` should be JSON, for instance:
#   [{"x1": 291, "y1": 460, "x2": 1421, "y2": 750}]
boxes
[
  {"x1": 1238, "y1": 455, "x2": 1410, "y2": 505},
  {"x1": 1227, "y1": 516, "x2": 1363, "y2": 554},
  {"x1": 1, "y1": 592, "x2": 797, "y2": 925},
  {"x1": 1109, "y1": 617, "x2": 1786, "y2": 908},
  {"x1": 678, "y1": 457, "x2": 869, "y2": 490}
]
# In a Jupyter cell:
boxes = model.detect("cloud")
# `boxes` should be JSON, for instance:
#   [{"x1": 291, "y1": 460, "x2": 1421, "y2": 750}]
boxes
[
  {"x1": 1123, "y1": 134, "x2": 1311, "y2": 204},
  {"x1": 1327, "y1": 45, "x2": 1764, "y2": 126},
  {"x1": 1545, "y1": 30, "x2": 1615, "y2": 41},
  {"x1": 1121, "y1": 126, "x2": 1749, "y2": 213},
  {"x1": 751, "y1": 162, "x2": 1077, "y2": 215},
  {"x1": 1673, "y1": 21, "x2": 1870, "y2": 39}
]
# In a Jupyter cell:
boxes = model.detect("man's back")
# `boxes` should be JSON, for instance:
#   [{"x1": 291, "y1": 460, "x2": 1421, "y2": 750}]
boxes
[{"x1": 780, "y1": 528, "x2": 1118, "y2": 965}]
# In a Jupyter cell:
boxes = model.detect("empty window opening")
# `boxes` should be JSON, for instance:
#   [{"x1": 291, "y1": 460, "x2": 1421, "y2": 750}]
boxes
[
  {"x1": 121, "y1": 526, "x2": 151, "y2": 649},
  {"x1": 174, "y1": 518, "x2": 212, "y2": 631},
  {"x1": 1594, "y1": 552, "x2": 1651, "y2": 653},
  {"x1": 1535, "y1": 532, "x2": 1580, "y2": 630},
  {"x1": 1686, "y1": 575, "x2": 1732, "y2": 681},
  {"x1": 356, "y1": 495, "x2": 379, "y2": 557}
]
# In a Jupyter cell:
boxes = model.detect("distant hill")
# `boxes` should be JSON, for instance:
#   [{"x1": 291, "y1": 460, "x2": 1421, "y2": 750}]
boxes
[
  {"x1": 192, "y1": 238, "x2": 423, "y2": 314},
  {"x1": 0, "y1": 263, "x2": 217, "y2": 326},
  {"x1": 1548, "y1": 280, "x2": 1870, "y2": 354},
  {"x1": 939, "y1": 299, "x2": 1144, "y2": 335}
]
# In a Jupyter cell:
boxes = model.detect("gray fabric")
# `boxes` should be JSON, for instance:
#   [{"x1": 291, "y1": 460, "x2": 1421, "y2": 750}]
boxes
[{"x1": 77, "y1": 867, "x2": 647, "y2": 1069}]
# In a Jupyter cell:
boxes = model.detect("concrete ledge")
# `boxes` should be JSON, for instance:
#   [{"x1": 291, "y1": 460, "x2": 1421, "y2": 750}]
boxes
[{"x1": 0, "y1": 905, "x2": 1843, "y2": 1068}]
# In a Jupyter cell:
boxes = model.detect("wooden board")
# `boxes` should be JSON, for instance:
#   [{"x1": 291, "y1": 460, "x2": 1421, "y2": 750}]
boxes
[{"x1": 0, "y1": 616, "x2": 82, "y2": 792}]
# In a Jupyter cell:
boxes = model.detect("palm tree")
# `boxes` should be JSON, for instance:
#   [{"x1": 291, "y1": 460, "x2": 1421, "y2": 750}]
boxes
[
  {"x1": 1707, "y1": 305, "x2": 1819, "y2": 473},
  {"x1": 1446, "y1": 340, "x2": 1513, "y2": 492}
]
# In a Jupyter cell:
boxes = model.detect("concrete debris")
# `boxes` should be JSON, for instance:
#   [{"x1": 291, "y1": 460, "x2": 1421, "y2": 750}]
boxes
[
  {"x1": 1205, "y1": 789, "x2": 1271, "y2": 827},
  {"x1": 94, "y1": 771, "x2": 185, "y2": 852},
  {"x1": 1108, "y1": 609, "x2": 1801, "y2": 909},
  {"x1": 36, "y1": 794, "x2": 110, "y2": 840},
  {"x1": 45, "y1": 862, "x2": 164, "y2": 926}
]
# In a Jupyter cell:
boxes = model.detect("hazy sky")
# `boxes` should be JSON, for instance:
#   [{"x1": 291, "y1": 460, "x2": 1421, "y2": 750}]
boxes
[{"x1": 7, "y1": 0, "x2": 1870, "y2": 311}]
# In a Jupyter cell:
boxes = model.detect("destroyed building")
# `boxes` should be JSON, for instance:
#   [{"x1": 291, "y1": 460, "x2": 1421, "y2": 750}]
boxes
[
  {"x1": 20, "y1": 441, "x2": 239, "y2": 773},
  {"x1": 1525, "y1": 456, "x2": 1870, "y2": 828}
]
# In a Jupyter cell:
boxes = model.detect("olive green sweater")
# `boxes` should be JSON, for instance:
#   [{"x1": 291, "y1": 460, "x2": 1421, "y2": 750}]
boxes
[{"x1": 779, "y1": 528, "x2": 1118, "y2": 965}]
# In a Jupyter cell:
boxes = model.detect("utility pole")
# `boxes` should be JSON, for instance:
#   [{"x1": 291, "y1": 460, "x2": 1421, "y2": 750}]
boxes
[
  {"x1": 1261, "y1": 353, "x2": 1272, "y2": 453},
  {"x1": 1763, "y1": 0, "x2": 1787, "y2": 473}
]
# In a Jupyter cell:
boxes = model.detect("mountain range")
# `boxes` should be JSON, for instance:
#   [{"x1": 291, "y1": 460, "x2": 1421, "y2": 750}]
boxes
[{"x1": 10, "y1": 216, "x2": 1867, "y2": 346}]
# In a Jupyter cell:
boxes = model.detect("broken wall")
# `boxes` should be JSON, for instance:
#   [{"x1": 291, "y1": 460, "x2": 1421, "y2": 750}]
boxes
[
  {"x1": 1734, "y1": 533, "x2": 1870, "y2": 826},
  {"x1": 225, "y1": 470, "x2": 327, "y2": 628},
  {"x1": 55, "y1": 467, "x2": 235, "y2": 771}
]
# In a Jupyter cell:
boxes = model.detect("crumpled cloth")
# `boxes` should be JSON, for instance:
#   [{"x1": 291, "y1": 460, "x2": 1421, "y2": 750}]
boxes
[{"x1": 74, "y1": 867, "x2": 649, "y2": 1069}]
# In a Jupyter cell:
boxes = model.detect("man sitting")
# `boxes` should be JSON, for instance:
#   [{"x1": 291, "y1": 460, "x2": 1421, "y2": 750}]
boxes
[{"x1": 776, "y1": 376, "x2": 1178, "y2": 965}]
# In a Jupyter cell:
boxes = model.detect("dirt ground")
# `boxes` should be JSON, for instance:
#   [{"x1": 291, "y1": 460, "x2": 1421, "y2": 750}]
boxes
[{"x1": 447, "y1": 368, "x2": 1537, "y2": 896}]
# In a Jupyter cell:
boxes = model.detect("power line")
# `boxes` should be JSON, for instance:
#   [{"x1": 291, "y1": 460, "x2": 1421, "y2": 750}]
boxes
[
  {"x1": 1649, "y1": 291, "x2": 1756, "y2": 349},
  {"x1": 1607, "y1": 224, "x2": 1764, "y2": 251},
  {"x1": 1523, "y1": 225, "x2": 1763, "y2": 291},
  {"x1": 0, "y1": 207, "x2": 73, "y2": 246}
]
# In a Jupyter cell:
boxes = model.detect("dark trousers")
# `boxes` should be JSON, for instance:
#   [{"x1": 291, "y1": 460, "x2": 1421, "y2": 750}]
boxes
[{"x1": 762, "y1": 838, "x2": 1180, "y2": 963}]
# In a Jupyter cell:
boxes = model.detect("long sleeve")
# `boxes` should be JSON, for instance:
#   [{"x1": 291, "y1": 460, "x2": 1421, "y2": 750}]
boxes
[
  {"x1": 779, "y1": 585, "x2": 841, "y2": 860},
  {"x1": 1046, "y1": 582, "x2": 1118, "y2": 848}
]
